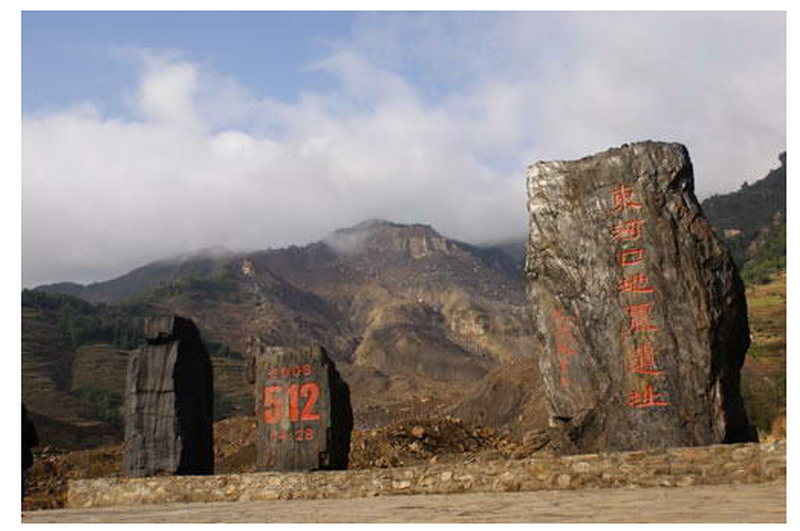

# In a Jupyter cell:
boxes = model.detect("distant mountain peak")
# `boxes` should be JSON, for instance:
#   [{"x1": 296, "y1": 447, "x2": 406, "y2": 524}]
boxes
[
  {"x1": 333, "y1": 219, "x2": 436, "y2": 235},
  {"x1": 154, "y1": 245, "x2": 235, "y2": 266},
  {"x1": 324, "y1": 219, "x2": 449, "y2": 258}
]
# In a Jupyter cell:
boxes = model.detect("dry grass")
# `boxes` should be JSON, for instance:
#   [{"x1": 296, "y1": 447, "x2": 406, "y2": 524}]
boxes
[{"x1": 741, "y1": 272, "x2": 787, "y2": 436}]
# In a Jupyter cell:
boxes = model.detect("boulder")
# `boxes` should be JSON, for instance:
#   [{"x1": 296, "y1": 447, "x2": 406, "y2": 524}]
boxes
[
  {"x1": 123, "y1": 316, "x2": 214, "y2": 476},
  {"x1": 245, "y1": 341, "x2": 353, "y2": 471},
  {"x1": 525, "y1": 141, "x2": 756, "y2": 453}
]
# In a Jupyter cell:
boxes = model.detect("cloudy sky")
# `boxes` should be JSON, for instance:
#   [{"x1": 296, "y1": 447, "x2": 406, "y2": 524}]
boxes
[{"x1": 21, "y1": 10, "x2": 786, "y2": 287}]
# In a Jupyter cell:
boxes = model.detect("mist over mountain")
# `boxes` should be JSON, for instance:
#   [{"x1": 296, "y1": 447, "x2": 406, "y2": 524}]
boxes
[
  {"x1": 26, "y1": 219, "x2": 535, "y2": 443},
  {"x1": 24, "y1": 151, "x2": 786, "y2": 449}
]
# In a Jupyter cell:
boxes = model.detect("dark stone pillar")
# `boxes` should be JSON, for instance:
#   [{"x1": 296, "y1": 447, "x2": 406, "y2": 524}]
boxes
[
  {"x1": 245, "y1": 341, "x2": 352, "y2": 471},
  {"x1": 123, "y1": 315, "x2": 214, "y2": 476}
]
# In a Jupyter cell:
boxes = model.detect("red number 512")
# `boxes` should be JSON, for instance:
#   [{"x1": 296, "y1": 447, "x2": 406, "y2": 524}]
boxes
[{"x1": 263, "y1": 382, "x2": 321, "y2": 424}]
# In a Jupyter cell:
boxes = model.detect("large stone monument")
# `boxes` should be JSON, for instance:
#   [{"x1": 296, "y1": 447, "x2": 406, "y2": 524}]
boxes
[
  {"x1": 245, "y1": 341, "x2": 353, "y2": 471},
  {"x1": 123, "y1": 316, "x2": 214, "y2": 476},
  {"x1": 525, "y1": 141, "x2": 756, "y2": 454}
]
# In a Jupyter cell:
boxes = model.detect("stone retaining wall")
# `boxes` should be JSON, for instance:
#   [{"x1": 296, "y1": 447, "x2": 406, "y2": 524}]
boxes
[{"x1": 66, "y1": 441, "x2": 786, "y2": 509}]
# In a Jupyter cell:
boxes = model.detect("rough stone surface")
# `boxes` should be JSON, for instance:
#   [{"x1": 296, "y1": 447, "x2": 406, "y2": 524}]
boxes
[
  {"x1": 245, "y1": 342, "x2": 353, "y2": 471},
  {"x1": 123, "y1": 316, "x2": 214, "y2": 477},
  {"x1": 525, "y1": 141, "x2": 755, "y2": 454},
  {"x1": 66, "y1": 441, "x2": 785, "y2": 509}
]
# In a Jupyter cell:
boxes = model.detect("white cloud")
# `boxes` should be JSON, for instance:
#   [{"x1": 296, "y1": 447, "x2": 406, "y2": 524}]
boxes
[
  {"x1": 487, "y1": 11, "x2": 786, "y2": 195},
  {"x1": 138, "y1": 61, "x2": 199, "y2": 128},
  {"x1": 22, "y1": 12, "x2": 785, "y2": 287}
]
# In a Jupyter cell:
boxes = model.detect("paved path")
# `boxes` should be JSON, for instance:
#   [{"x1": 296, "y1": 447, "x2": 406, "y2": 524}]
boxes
[{"x1": 23, "y1": 479, "x2": 786, "y2": 523}]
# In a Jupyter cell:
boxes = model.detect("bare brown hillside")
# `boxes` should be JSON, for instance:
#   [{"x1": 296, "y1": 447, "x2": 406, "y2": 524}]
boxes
[{"x1": 24, "y1": 220, "x2": 537, "y2": 449}]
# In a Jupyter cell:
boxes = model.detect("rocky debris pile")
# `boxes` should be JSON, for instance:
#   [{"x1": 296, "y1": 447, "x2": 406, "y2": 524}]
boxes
[
  {"x1": 23, "y1": 445, "x2": 122, "y2": 511},
  {"x1": 349, "y1": 417, "x2": 493, "y2": 468},
  {"x1": 211, "y1": 414, "x2": 553, "y2": 474},
  {"x1": 525, "y1": 141, "x2": 756, "y2": 453},
  {"x1": 213, "y1": 416, "x2": 258, "y2": 474},
  {"x1": 448, "y1": 358, "x2": 550, "y2": 441},
  {"x1": 347, "y1": 416, "x2": 551, "y2": 469}
]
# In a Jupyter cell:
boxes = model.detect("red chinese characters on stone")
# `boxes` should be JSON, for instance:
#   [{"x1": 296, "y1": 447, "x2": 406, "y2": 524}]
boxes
[
  {"x1": 628, "y1": 385, "x2": 670, "y2": 408},
  {"x1": 552, "y1": 310, "x2": 579, "y2": 387},
  {"x1": 552, "y1": 310, "x2": 578, "y2": 356},
  {"x1": 608, "y1": 182, "x2": 671, "y2": 409},
  {"x1": 610, "y1": 183, "x2": 643, "y2": 214},
  {"x1": 618, "y1": 273, "x2": 655, "y2": 294},
  {"x1": 611, "y1": 219, "x2": 645, "y2": 242},
  {"x1": 624, "y1": 302, "x2": 659, "y2": 334},
  {"x1": 629, "y1": 342, "x2": 665, "y2": 376},
  {"x1": 618, "y1": 248, "x2": 645, "y2": 267},
  {"x1": 559, "y1": 359, "x2": 570, "y2": 387}
]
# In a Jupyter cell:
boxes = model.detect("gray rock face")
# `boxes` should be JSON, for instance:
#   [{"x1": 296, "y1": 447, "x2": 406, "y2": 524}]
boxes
[
  {"x1": 123, "y1": 316, "x2": 214, "y2": 476},
  {"x1": 525, "y1": 141, "x2": 756, "y2": 454},
  {"x1": 245, "y1": 342, "x2": 352, "y2": 471}
]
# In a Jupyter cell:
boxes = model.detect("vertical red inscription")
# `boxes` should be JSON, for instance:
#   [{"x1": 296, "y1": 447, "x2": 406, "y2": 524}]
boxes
[
  {"x1": 629, "y1": 342, "x2": 665, "y2": 376},
  {"x1": 618, "y1": 273, "x2": 655, "y2": 294},
  {"x1": 618, "y1": 248, "x2": 645, "y2": 267},
  {"x1": 559, "y1": 359, "x2": 570, "y2": 387},
  {"x1": 609, "y1": 181, "x2": 670, "y2": 410},
  {"x1": 552, "y1": 310, "x2": 579, "y2": 387},
  {"x1": 552, "y1": 310, "x2": 578, "y2": 356},
  {"x1": 610, "y1": 183, "x2": 643, "y2": 214},
  {"x1": 625, "y1": 302, "x2": 659, "y2": 334},
  {"x1": 611, "y1": 219, "x2": 645, "y2": 242},
  {"x1": 628, "y1": 385, "x2": 670, "y2": 408}
]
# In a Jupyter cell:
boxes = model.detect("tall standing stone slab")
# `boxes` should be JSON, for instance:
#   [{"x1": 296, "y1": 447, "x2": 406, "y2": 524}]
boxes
[
  {"x1": 245, "y1": 341, "x2": 352, "y2": 471},
  {"x1": 525, "y1": 141, "x2": 756, "y2": 454},
  {"x1": 123, "y1": 316, "x2": 214, "y2": 476}
]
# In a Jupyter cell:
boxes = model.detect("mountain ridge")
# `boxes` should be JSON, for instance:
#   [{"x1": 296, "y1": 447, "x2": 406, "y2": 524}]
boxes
[
  {"x1": 35, "y1": 219, "x2": 525, "y2": 305},
  {"x1": 25, "y1": 219, "x2": 538, "y2": 446},
  {"x1": 701, "y1": 151, "x2": 786, "y2": 277},
  {"x1": 24, "y1": 151, "x2": 786, "y2": 450}
]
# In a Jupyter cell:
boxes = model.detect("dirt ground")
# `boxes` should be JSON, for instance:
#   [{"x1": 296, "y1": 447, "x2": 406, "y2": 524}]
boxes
[
  {"x1": 23, "y1": 415, "x2": 540, "y2": 511},
  {"x1": 22, "y1": 478, "x2": 786, "y2": 523}
]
